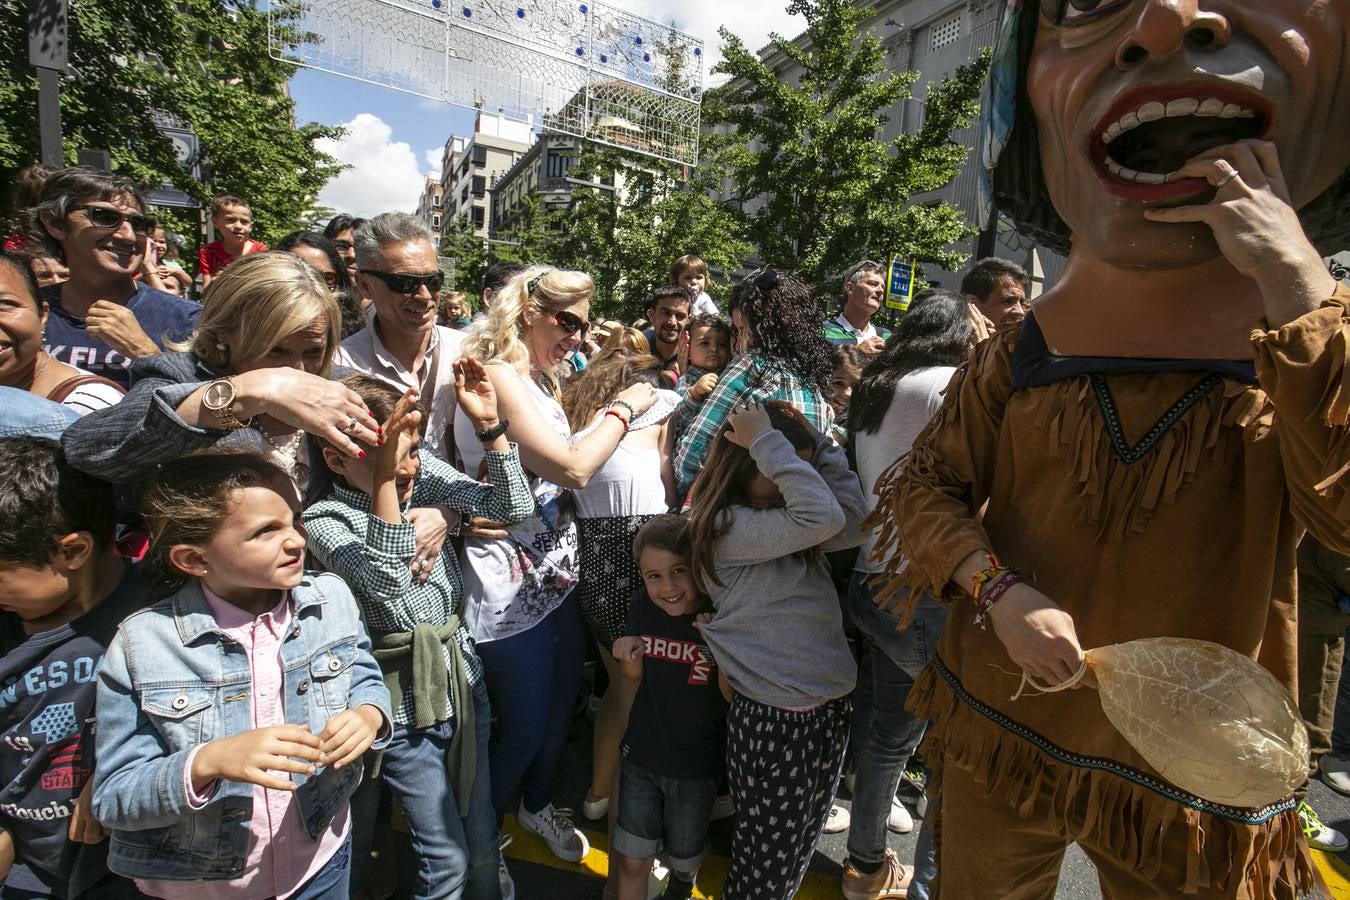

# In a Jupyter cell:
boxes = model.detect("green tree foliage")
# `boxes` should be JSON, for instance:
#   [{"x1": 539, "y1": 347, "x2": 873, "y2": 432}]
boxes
[
  {"x1": 549, "y1": 142, "x2": 751, "y2": 320},
  {"x1": 1, "y1": 0, "x2": 342, "y2": 243},
  {"x1": 440, "y1": 219, "x2": 490, "y2": 298},
  {"x1": 707, "y1": 0, "x2": 990, "y2": 296}
]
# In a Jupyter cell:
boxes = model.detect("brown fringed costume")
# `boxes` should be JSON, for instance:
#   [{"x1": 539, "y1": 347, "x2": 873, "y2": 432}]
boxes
[{"x1": 868, "y1": 1, "x2": 1350, "y2": 894}]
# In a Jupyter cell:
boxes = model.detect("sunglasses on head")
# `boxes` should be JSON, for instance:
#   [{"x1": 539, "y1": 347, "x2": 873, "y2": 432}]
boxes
[
  {"x1": 360, "y1": 269, "x2": 445, "y2": 295},
  {"x1": 750, "y1": 267, "x2": 780, "y2": 291},
  {"x1": 73, "y1": 204, "x2": 156, "y2": 235},
  {"x1": 551, "y1": 309, "x2": 590, "y2": 339}
]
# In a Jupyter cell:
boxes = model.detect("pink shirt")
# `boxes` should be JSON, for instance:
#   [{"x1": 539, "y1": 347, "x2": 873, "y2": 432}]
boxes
[{"x1": 137, "y1": 589, "x2": 349, "y2": 900}]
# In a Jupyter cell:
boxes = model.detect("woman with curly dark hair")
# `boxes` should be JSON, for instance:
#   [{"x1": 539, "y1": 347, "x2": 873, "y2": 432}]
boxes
[{"x1": 672, "y1": 268, "x2": 836, "y2": 496}]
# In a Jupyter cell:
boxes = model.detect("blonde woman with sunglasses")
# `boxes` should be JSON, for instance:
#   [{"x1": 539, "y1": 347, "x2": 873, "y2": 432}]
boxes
[{"x1": 457, "y1": 267, "x2": 658, "y2": 873}]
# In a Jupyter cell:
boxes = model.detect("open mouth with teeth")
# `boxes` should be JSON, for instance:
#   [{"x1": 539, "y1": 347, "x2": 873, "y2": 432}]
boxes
[{"x1": 1090, "y1": 88, "x2": 1271, "y2": 200}]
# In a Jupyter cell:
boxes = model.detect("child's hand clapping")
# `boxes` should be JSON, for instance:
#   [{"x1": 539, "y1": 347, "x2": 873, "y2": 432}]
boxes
[
  {"x1": 192, "y1": 724, "x2": 323, "y2": 792},
  {"x1": 725, "y1": 404, "x2": 772, "y2": 448},
  {"x1": 689, "y1": 372, "x2": 719, "y2": 401},
  {"x1": 612, "y1": 636, "x2": 645, "y2": 663},
  {"x1": 319, "y1": 705, "x2": 385, "y2": 770}
]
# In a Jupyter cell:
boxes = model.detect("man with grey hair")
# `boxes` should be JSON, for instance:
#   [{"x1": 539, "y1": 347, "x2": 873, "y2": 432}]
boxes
[
  {"x1": 823, "y1": 259, "x2": 891, "y2": 354},
  {"x1": 335, "y1": 212, "x2": 464, "y2": 463}
]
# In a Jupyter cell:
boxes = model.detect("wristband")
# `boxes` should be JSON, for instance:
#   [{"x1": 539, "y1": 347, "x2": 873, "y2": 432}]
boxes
[
  {"x1": 969, "y1": 553, "x2": 1006, "y2": 599},
  {"x1": 475, "y1": 418, "x2": 509, "y2": 443},
  {"x1": 973, "y1": 568, "x2": 1025, "y2": 629},
  {"x1": 604, "y1": 409, "x2": 630, "y2": 432}
]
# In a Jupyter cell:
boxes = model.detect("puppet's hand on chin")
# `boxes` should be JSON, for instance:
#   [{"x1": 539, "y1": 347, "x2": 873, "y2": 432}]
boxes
[{"x1": 1143, "y1": 139, "x2": 1336, "y2": 327}]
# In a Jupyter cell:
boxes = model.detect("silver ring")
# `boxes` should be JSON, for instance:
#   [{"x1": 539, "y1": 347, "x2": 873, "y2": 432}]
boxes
[
  {"x1": 1213, "y1": 168, "x2": 1240, "y2": 190},
  {"x1": 343, "y1": 417, "x2": 359, "y2": 434}
]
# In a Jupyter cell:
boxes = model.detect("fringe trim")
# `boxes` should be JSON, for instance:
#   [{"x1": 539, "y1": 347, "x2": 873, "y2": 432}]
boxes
[
  {"x1": 1037, "y1": 375, "x2": 1270, "y2": 542},
  {"x1": 912, "y1": 664, "x2": 1315, "y2": 898}
]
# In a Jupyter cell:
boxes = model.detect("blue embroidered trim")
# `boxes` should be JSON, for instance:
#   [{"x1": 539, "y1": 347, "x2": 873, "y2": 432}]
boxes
[
  {"x1": 930, "y1": 656, "x2": 1295, "y2": 826},
  {"x1": 1090, "y1": 373, "x2": 1223, "y2": 466}
]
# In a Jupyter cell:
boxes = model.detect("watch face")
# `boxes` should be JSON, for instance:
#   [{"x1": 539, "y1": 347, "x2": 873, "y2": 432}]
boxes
[{"x1": 205, "y1": 381, "x2": 231, "y2": 408}]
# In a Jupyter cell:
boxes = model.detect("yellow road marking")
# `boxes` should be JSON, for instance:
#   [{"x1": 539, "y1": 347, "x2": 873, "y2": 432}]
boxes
[
  {"x1": 502, "y1": 815, "x2": 843, "y2": 899},
  {"x1": 1315, "y1": 849, "x2": 1350, "y2": 899}
]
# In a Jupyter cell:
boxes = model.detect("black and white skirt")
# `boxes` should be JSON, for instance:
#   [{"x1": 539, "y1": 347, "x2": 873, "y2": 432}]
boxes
[{"x1": 577, "y1": 514, "x2": 660, "y2": 650}]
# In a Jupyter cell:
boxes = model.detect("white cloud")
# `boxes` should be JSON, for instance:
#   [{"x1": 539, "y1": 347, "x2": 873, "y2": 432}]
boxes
[
  {"x1": 424, "y1": 146, "x2": 443, "y2": 173},
  {"x1": 627, "y1": 0, "x2": 804, "y2": 80},
  {"x1": 315, "y1": 113, "x2": 428, "y2": 218}
]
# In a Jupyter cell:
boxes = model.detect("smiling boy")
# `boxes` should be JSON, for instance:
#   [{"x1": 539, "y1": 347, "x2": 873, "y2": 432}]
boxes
[
  {"x1": 198, "y1": 195, "x2": 269, "y2": 288},
  {"x1": 610, "y1": 515, "x2": 728, "y2": 900}
]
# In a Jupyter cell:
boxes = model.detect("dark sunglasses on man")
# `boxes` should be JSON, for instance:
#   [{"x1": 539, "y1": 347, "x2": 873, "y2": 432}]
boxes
[
  {"x1": 360, "y1": 269, "x2": 445, "y2": 295},
  {"x1": 72, "y1": 204, "x2": 157, "y2": 235}
]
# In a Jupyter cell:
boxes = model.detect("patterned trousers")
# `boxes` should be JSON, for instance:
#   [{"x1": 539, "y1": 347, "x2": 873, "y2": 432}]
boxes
[{"x1": 721, "y1": 693, "x2": 851, "y2": 899}]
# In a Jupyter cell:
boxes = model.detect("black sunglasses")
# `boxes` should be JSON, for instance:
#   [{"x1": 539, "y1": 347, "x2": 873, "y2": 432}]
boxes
[
  {"x1": 750, "y1": 267, "x2": 780, "y2": 291},
  {"x1": 360, "y1": 269, "x2": 445, "y2": 295},
  {"x1": 72, "y1": 204, "x2": 156, "y2": 235},
  {"x1": 551, "y1": 309, "x2": 591, "y2": 340}
]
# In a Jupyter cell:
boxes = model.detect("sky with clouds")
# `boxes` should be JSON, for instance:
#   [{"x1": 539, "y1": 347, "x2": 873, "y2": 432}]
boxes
[{"x1": 293, "y1": 0, "x2": 801, "y2": 220}]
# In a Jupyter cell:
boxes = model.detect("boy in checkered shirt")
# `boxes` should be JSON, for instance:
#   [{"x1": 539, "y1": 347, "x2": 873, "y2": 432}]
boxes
[{"x1": 0, "y1": 436, "x2": 145, "y2": 897}]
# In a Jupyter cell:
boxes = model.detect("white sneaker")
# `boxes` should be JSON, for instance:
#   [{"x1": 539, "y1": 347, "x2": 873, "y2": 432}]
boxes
[
  {"x1": 1298, "y1": 800, "x2": 1349, "y2": 853},
  {"x1": 518, "y1": 801, "x2": 590, "y2": 862},
  {"x1": 711, "y1": 793, "x2": 734, "y2": 821},
  {"x1": 887, "y1": 798, "x2": 914, "y2": 834},
  {"x1": 1322, "y1": 752, "x2": 1350, "y2": 797},
  {"x1": 822, "y1": 804, "x2": 851, "y2": 834},
  {"x1": 582, "y1": 793, "x2": 610, "y2": 820},
  {"x1": 647, "y1": 859, "x2": 670, "y2": 899},
  {"x1": 498, "y1": 835, "x2": 515, "y2": 900}
]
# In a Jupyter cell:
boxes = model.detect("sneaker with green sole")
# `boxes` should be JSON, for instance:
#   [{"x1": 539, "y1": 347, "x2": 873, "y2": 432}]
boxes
[{"x1": 1298, "y1": 800, "x2": 1349, "y2": 853}]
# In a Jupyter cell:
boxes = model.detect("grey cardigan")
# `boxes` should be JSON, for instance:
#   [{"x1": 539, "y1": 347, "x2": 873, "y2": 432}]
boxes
[{"x1": 62, "y1": 351, "x2": 350, "y2": 502}]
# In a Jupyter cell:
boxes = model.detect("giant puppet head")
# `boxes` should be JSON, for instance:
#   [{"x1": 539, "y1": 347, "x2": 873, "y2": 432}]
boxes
[{"x1": 983, "y1": 0, "x2": 1350, "y2": 269}]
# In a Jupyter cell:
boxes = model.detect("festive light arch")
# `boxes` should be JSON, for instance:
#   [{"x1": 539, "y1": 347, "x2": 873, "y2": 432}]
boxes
[{"x1": 267, "y1": 0, "x2": 704, "y2": 164}]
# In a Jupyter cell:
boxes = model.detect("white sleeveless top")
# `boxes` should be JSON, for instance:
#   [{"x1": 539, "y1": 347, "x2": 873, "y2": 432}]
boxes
[
  {"x1": 571, "y1": 395, "x2": 675, "y2": 519},
  {"x1": 458, "y1": 366, "x2": 580, "y2": 643}
]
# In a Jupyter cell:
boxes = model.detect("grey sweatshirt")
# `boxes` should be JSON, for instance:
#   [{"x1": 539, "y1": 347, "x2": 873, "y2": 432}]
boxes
[{"x1": 699, "y1": 429, "x2": 866, "y2": 709}]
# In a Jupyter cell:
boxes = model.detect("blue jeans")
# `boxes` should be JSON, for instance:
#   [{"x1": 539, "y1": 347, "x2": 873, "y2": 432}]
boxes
[
  {"x1": 291, "y1": 834, "x2": 352, "y2": 900},
  {"x1": 477, "y1": 594, "x2": 586, "y2": 819},
  {"x1": 350, "y1": 684, "x2": 500, "y2": 900},
  {"x1": 845, "y1": 571, "x2": 947, "y2": 884},
  {"x1": 612, "y1": 757, "x2": 717, "y2": 875},
  {"x1": 1335, "y1": 638, "x2": 1350, "y2": 753}
]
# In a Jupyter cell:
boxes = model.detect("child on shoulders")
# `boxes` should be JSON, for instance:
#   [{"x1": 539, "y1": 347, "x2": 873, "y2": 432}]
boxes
[
  {"x1": 610, "y1": 515, "x2": 728, "y2": 900},
  {"x1": 198, "y1": 195, "x2": 268, "y2": 287},
  {"x1": 0, "y1": 437, "x2": 144, "y2": 899},
  {"x1": 92, "y1": 450, "x2": 392, "y2": 899}
]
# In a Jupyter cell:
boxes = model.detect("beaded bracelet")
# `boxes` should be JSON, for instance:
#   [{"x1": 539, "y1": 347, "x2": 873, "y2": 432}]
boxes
[
  {"x1": 974, "y1": 568, "x2": 1025, "y2": 629},
  {"x1": 610, "y1": 399, "x2": 636, "y2": 420}
]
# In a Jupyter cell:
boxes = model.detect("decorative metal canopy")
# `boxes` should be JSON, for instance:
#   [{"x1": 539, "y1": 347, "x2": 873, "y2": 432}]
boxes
[{"x1": 268, "y1": 0, "x2": 704, "y2": 165}]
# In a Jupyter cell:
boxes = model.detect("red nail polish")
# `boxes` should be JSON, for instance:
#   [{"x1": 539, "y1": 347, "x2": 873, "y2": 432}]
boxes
[{"x1": 358, "y1": 450, "x2": 367, "y2": 458}]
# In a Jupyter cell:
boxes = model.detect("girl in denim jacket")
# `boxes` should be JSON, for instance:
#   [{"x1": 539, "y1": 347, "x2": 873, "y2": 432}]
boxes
[{"x1": 91, "y1": 450, "x2": 393, "y2": 899}]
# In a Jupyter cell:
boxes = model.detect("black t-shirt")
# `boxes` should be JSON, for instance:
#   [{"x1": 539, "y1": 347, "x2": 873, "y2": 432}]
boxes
[
  {"x1": 620, "y1": 586, "x2": 727, "y2": 780},
  {"x1": 0, "y1": 563, "x2": 145, "y2": 897}
]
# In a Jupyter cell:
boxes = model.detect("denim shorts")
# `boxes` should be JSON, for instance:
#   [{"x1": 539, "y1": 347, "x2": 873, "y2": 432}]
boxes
[{"x1": 612, "y1": 757, "x2": 717, "y2": 873}]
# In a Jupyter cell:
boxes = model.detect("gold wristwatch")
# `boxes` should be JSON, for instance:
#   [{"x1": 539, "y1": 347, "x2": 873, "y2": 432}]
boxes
[{"x1": 202, "y1": 378, "x2": 249, "y2": 430}]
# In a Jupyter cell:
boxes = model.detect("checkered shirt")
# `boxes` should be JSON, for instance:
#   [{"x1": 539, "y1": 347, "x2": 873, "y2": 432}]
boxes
[{"x1": 303, "y1": 447, "x2": 535, "y2": 725}]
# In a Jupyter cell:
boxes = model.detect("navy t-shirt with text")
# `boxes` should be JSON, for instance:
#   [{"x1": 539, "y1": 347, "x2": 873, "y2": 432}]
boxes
[
  {"x1": 41, "y1": 282, "x2": 200, "y2": 387},
  {"x1": 0, "y1": 564, "x2": 145, "y2": 897},
  {"x1": 620, "y1": 586, "x2": 727, "y2": 781}
]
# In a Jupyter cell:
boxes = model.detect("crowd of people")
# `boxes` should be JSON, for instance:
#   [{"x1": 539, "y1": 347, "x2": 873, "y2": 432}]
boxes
[
  {"x1": 0, "y1": 162, "x2": 1038, "y2": 900},
  {"x1": 1, "y1": 88, "x2": 1347, "y2": 900}
]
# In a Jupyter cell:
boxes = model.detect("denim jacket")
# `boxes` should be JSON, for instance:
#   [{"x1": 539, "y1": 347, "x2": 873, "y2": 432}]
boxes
[{"x1": 91, "y1": 573, "x2": 392, "y2": 881}]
